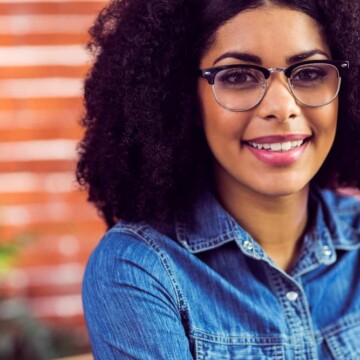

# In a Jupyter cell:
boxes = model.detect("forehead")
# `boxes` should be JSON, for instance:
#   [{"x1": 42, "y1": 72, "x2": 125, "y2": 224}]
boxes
[{"x1": 201, "y1": 6, "x2": 330, "y2": 67}]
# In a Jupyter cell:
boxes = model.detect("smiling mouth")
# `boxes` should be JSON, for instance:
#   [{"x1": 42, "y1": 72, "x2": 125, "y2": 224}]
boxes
[{"x1": 247, "y1": 139, "x2": 308, "y2": 152}]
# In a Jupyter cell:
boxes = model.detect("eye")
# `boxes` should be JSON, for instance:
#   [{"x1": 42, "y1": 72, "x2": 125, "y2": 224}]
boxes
[
  {"x1": 216, "y1": 68, "x2": 263, "y2": 89},
  {"x1": 291, "y1": 65, "x2": 328, "y2": 86}
]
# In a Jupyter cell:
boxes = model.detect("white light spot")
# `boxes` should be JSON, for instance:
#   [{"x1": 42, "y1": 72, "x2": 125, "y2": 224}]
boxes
[
  {"x1": 286, "y1": 291, "x2": 299, "y2": 302},
  {"x1": 0, "y1": 140, "x2": 77, "y2": 161},
  {"x1": 0, "y1": 78, "x2": 83, "y2": 98},
  {"x1": 322, "y1": 245, "x2": 332, "y2": 257},
  {"x1": 0, "y1": 15, "x2": 96, "y2": 35},
  {"x1": 0, "y1": 46, "x2": 89, "y2": 67},
  {"x1": 243, "y1": 240, "x2": 254, "y2": 251}
]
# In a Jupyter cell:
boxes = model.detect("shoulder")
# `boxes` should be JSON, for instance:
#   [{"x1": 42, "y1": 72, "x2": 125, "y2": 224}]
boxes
[
  {"x1": 84, "y1": 220, "x2": 176, "y2": 279},
  {"x1": 82, "y1": 220, "x2": 186, "y2": 306},
  {"x1": 320, "y1": 188, "x2": 360, "y2": 217},
  {"x1": 82, "y1": 221, "x2": 194, "y2": 358},
  {"x1": 318, "y1": 188, "x2": 360, "y2": 246}
]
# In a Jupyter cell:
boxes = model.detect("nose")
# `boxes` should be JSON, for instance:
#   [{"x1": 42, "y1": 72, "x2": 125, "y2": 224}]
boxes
[{"x1": 256, "y1": 74, "x2": 301, "y2": 123}]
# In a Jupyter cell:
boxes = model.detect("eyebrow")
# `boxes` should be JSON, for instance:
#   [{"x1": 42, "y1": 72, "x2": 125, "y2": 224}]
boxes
[
  {"x1": 213, "y1": 49, "x2": 330, "y2": 66},
  {"x1": 213, "y1": 52, "x2": 262, "y2": 65},
  {"x1": 286, "y1": 49, "x2": 329, "y2": 64}
]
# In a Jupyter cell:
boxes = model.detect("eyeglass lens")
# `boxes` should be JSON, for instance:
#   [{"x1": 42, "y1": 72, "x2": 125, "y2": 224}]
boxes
[{"x1": 213, "y1": 63, "x2": 340, "y2": 111}]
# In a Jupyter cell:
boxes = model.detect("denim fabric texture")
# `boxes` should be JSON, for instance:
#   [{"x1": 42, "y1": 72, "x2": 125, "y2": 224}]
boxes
[{"x1": 83, "y1": 187, "x2": 360, "y2": 359}]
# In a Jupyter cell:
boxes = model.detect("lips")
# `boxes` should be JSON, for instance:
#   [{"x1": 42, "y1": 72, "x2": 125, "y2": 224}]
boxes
[
  {"x1": 243, "y1": 134, "x2": 311, "y2": 166},
  {"x1": 248, "y1": 139, "x2": 305, "y2": 152}
]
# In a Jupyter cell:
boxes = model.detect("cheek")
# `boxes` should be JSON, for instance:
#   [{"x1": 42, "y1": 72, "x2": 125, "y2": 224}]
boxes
[
  {"x1": 198, "y1": 81, "x2": 223, "y2": 130},
  {"x1": 197, "y1": 81, "x2": 249, "y2": 144},
  {"x1": 324, "y1": 100, "x2": 338, "y2": 129},
  {"x1": 305, "y1": 101, "x2": 338, "y2": 143}
]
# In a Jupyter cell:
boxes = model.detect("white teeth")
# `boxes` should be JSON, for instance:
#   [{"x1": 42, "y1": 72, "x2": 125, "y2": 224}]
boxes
[
  {"x1": 281, "y1": 142, "x2": 292, "y2": 151},
  {"x1": 248, "y1": 140, "x2": 305, "y2": 152},
  {"x1": 270, "y1": 143, "x2": 282, "y2": 151},
  {"x1": 292, "y1": 140, "x2": 302, "y2": 147}
]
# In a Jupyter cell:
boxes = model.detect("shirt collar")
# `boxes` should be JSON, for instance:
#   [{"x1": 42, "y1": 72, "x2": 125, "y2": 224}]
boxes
[
  {"x1": 175, "y1": 190, "x2": 245, "y2": 253},
  {"x1": 314, "y1": 187, "x2": 360, "y2": 250},
  {"x1": 175, "y1": 187, "x2": 360, "y2": 256}
]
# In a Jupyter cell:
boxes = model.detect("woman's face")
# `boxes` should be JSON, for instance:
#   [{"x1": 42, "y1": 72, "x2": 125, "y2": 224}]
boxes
[{"x1": 198, "y1": 6, "x2": 338, "y2": 200}]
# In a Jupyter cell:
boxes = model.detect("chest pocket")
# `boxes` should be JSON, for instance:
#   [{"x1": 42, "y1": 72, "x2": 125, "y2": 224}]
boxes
[
  {"x1": 324, "y1": 314, "x2": 360, "y2": 360},
  {"x1": 191, "y1": 330, "x2": 285, "y2": 360}
]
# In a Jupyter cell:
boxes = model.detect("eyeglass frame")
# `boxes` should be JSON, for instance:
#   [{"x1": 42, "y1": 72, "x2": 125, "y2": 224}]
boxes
[{"x1": 198, "y1": 59, "x2": 350, "y2": 112}]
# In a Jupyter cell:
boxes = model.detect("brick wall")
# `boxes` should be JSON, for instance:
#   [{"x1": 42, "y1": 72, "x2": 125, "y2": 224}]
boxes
[{"x1": 0, "y1": 0, "x2": 107, "y2": 355}]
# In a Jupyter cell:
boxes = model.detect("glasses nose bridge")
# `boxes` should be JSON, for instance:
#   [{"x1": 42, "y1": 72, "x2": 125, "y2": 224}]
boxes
[
  {"x1": 265, "y1": 67, "x2": 293, "y2": 92},
  {"x1": 267, "y1": 67, "x2": 288, "y2": 79},
  {"x1": 262, "y1": 67, "x2": 296, "y2": 105}
]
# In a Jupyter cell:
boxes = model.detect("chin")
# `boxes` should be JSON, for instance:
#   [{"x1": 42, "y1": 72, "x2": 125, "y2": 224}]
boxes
[{"x1": 249, "y1": 177, "x2": 311, "y2": 198}]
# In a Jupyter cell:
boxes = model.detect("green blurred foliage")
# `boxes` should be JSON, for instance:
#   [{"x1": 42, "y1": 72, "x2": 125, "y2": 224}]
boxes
[{"x1": 0, "y1": 236, "x2": 89, "y2": 359}]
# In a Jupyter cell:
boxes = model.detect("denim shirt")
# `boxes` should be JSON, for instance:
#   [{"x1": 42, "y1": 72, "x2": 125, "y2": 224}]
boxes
[{"x1": 83, "y1": 187, "x2": 360, "y2": 359}]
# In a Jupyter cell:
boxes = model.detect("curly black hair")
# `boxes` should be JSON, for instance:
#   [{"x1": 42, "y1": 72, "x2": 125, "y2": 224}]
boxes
[{"x1": 76, "y1": 0, "x2": 360, "y2": 228}]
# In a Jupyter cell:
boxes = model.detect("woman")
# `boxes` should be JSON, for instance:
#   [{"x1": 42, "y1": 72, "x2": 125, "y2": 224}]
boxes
[{"x1": 77, "y1": 0, "x2": 360, "y2": 358}]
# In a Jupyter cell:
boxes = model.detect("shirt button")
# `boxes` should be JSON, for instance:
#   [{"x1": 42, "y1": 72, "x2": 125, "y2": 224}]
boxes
[
  {"x1": 286, "y1": 291, "x2": 299, "y2": 302},
  {"x1": 322, "y1": 245, "x2": 332, "y2": 257},
  {"x1": 243, "y1": 240, "x2": 254, "y2": 250}
]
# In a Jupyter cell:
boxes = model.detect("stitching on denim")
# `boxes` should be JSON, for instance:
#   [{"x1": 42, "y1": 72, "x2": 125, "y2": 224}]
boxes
[
  {"x1": 191, "y1": 332, "x2": 286, "y2": 359},
  {"x1": 175, "y1": 200, "x2": 251, "y2": 253},
  {"x1": 265, "y1": 266, "x2": 319, "y2": 359},
  {"x1": 190, "y1": 327, "x2": 289, "y2": 345},
  {"x1": 325, "y1": 333, "x2": 343, "y2": 359},
  {"x1": 321, "y1": 312, "x2": 360, "y2": 338},
  {"x1": 195, "y1": 337, "x2": 204, "y2": 360},
  {"x1": 186, "y1": 232, "x2": 236, "y2": 252},
  {"x1": 111, "y1": 225, "x2": 189, "y2": 320},
  {"x1": 191, "y1": 336, "x2": 287, "y2": 346},
  {"x1": 176, "y1": 219, "x2": 238, "y2": 252}
]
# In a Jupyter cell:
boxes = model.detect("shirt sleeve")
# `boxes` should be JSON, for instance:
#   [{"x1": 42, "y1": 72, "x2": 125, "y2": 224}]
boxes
[{"x1": 82, "y1": 230, "x2": 193, "y2": 360}]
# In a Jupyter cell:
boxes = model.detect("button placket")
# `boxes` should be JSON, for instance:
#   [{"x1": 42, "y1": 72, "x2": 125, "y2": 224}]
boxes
[
  {"x1": 243, "y1": 240, "x2": 254, "y2": 251},
  {"x1": 318, "y1": 243, "x2": 336, "y2": 265},
  {"x1": 322, "y1": 245, "x2": 332, "y2": 257},
  {"x1": 266, "y1": 268, "x2": 318, "y2": 358},
  {"x1": 286, "y1": 291, "x2": 299, "y2": 302},
  {"x1": 241, "y1": 238, "x2": 262, "y2": 260}
]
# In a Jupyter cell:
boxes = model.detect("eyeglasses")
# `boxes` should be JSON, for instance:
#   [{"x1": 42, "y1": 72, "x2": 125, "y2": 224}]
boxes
[{"x1": 198, "y1": 60, "x2": 349, "y2": 112}]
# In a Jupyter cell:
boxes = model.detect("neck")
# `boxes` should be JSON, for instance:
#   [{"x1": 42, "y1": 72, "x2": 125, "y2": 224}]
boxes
[{"x1": 216, "y1": 182, "x2": 309, "y2": 272}]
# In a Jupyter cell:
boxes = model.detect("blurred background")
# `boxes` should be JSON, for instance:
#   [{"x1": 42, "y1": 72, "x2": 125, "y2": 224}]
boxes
[
  {"x1": 0, "y1": 0, "x2": 107, "y2": 359},
  {"x1": 1, "y1": 1, "x2": 358, "y2": 360}
]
